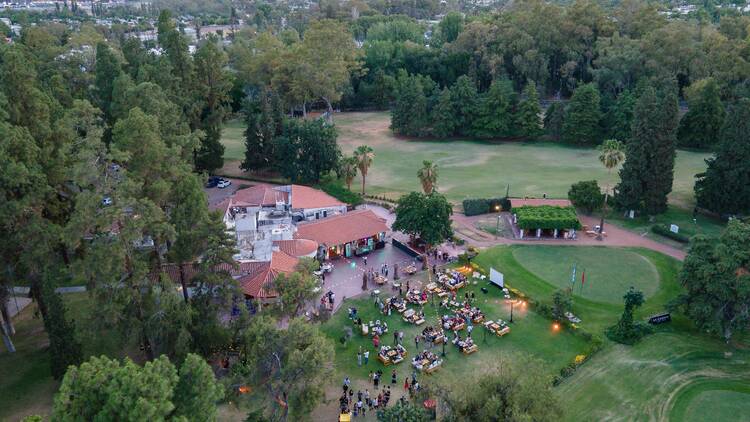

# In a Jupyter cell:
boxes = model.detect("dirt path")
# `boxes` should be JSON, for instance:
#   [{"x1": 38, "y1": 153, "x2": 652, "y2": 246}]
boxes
[{"x1": 451, "y1": 213, "x2": 686, "y2": 261}]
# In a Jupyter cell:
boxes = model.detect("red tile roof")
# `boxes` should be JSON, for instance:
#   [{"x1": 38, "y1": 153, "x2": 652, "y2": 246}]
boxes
[
  {"x1": 151, "y1": 252, "x2": 298, "y2": 299},
  {"x1": 290, "y1": 184, "x2": 346, "y2": 209},
  {"x1": 295, "y1": 209, "x2": 389, "y2": 246},
  {"x1": 237, "y1": 251, "x2": 299, "y2": 298},
  {"x1": 510, "y1": 198, "x2": 573, "y2": 208},
  {"x1": 233, "y1": 184, "x2": 288, "y2": 207},
  {"x1": 273, "y1": 239, "x2": 319, "y2": 257}
]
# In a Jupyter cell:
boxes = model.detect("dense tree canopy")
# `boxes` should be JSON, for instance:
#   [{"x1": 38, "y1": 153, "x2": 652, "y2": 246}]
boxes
[
  {"x1": 53, "y1": 354, "x2": 222, "y2": 421},
  {"x1": 439, "y1": 356, "x2": 562, "y2": 421},
  {"x1": 392, "y1": 191, "x2": 453, "y2": 247},
  {"x1": 672, "y1": 220, "x2": 750, "y2": 344},
  {"x1": 677, "y1": 79, "x2": 725, "y2": 150},
  {"x1": 695, "y1": 99, "x2": 750, "y2": 216}
]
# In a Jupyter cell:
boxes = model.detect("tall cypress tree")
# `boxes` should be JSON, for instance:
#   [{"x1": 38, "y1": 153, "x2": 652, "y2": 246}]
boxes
[
  {"x1": 677, "y1": 78, "x2": 725, "y2": 150},
  {"x1": 391, "y1": 73, "x2": 427, "y2": 136},
  {"x1": 544, "y1": 101, "x2": 565, "y2": 141},
  {"x1": 615, "y1": 83, "x2": 679, "y2": 214},
  {"x1": 562, "y1": 83, "x2": 602, "y2": 145},
  {"x1": 515, "y1": 82, "x2": 543, "y2": 138},
  {"x1": 242, "y1": 89, "x2": 283, "y2": 171},
  {"x1": 695, "y1": 99, "x2": 750, "y2": 215},
  {"x1": 450, "y1": 75, "x2": 479, "y2": 136},
  {"x1": 93, "y1": 42, "x2": 122, "y2": 124},
  {"x1": 193, "y1": 37, "x2": 232, "y2": 173},
  {"x1": 432, "y1": 88, "x2": 457, "y2": 138},
  {"x1": 605, "y1": 89, "x2": 636, "y2": 143},
  {"x1": 42, "y1": 276, "x2": 83, "y2": 380}
]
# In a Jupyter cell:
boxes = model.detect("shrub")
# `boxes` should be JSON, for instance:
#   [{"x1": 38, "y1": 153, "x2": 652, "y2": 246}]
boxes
[
  {"x1": 462, "y1": 197, "x2": 511, "y2": 216},
  {"x1": 651, "y1": 224, "x2": 690, "y2": 243},
  {"x1": 568, "y1": 180, "x2": 604, "y2": 214},
  {"x1": 320, "y1": 182, "x2": 363, "y2": 206}
]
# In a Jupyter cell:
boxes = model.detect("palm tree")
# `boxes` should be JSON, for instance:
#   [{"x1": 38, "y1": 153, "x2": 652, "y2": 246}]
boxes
[
  {"x1": 417, "y1": 160, "x2": 439, "y2": 194},
  {"x1": 340, "y1": 156, "x2": 358, "y2": 191},
  {"x1": 354, "y1": 145, "x2": 375, "y2": 195},
  {"x1": 597, "y1": 139, "x2": 626, "y2": 240}
]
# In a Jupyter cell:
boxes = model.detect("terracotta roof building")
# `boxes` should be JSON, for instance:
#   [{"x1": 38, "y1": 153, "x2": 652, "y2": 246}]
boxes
[
  {"x1": 273, "y1": 239, "x2": 319, "y2": 258},
  {"x1": 295, "y1": 209, "x2": 390, "y2": 259},
  {"x1": 289, "y1": 184, "x2": 346, "y2": 209},
  {"x1": 151, "y1": 251, "x2": 299, "y2": 300},
  {"x1": 237, "y1": 250, "x2": 299, "y2": 299}
]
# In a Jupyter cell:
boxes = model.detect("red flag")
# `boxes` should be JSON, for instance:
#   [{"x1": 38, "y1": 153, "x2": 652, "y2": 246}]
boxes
[{"x1": 581, "y1": 270, "x2": 586, "y2": 286}]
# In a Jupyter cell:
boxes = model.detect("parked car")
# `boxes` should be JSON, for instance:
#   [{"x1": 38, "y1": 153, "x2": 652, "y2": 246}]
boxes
[
  {"x1": 217, "y1": 179, "x2": 231, "y2": 189},
  {"x1": 205, "y1": 176, "x2": 221, "y2": 188},
  {"x1": 101, "y1": 196, "x2": 113, "y2": 206}
]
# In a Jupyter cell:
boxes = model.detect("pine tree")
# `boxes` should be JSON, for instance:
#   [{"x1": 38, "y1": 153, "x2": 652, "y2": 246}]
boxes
[
  {"x1": 173, "y1": 354, "x2": 224, "y2": 421},
  {"x1": 471, "y1": 78, "x2": 516, "y2": 138},
  {"x1": 516, "y1": 82, "x2": 543, "y2": 138},
  {"x1": 432, "y1": 88, "x2": 457, "y2": 138},
  {"x1": 677, "y1": 78, "x2": 725, "y2": 150},
  {"x1": 695, "y1": 99, "x2": 750, "y2": 215},
  {"x1": 543, "y1": 101, "x2": 565, "y2": 141},
  {"x1": 42, "y1": 276, "x2": 83, "y2": 380},
  {"x1": 562, "y1": 83, "x2": 602, "y2": 145}
]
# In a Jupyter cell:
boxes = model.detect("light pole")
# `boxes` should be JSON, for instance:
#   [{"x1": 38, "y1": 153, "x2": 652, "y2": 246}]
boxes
[{"x1": 496, "y1": 215, "x2": 501, "y2": 239}]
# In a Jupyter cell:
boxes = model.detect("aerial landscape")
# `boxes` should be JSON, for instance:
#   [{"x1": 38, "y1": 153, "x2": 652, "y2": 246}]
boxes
[{"x1": 1, "y1": 0, "x2": 750, "y2": 421}]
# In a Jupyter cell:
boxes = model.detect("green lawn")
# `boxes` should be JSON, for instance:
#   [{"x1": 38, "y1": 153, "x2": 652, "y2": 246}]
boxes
[
  {"x1": 511, "y1": 246, "x2": 660, "y2": 304},
  {"x1": 602, "y1": 205, "x2": 726, "y2": 245},
  {"x1": 221, "y1": 118, "x2": 246, "y2": 162},
  {"x1": 220, "y1": 112, "x2": 711, "y2": 208},
  {"x1": 0, "y1": 294, "x2": 133, "y2": 421},
  {"x1": 558, "y1": 333, "x2": 750, "y2": 422},
  {"x1": 321, "y1": 288, "x2": 589, "y2": 386}
]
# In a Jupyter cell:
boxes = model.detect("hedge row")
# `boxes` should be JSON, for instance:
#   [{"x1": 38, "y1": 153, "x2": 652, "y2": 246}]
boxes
[
  {"x1": 320, "y1": 183, "x2": 363, "y2": 206},
  {"x1": 462, "y1": 197, "x2": 512, "y2": 216},
  {"x1": 513, "y1": 205, "x2": 581, "y2": 230},
  {"x1": 651, "y1": 224, "x2": 690, "y2": 243}
]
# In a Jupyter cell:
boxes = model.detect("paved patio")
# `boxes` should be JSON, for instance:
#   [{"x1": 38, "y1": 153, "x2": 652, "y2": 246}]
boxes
[{"x1": 319, "y1": 240, "x2": 424, "y2": 311}]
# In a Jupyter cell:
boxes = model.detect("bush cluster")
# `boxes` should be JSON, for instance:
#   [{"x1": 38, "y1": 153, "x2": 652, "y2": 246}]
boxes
[
  {"x1": 651, "y1": 224, "x2": 690, "y2": 243},
  {"x1": 513, "y1": 206, "x2": 581, "y2": 230},
  {"x1": 462, "y1": 197, "x2": 512, "y2": 216},
  {"x1": 320, "y1": 182, "x2": 363, "y2": 206}
]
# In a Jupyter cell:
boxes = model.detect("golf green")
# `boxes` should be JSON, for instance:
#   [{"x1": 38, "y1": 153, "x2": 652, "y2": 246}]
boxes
[
  {"x1": 669, "y1": 380, "x2": 750, "y2": 422},
  {"x1": 510, "y1": 246, "x2": 660, "y2": 304}
]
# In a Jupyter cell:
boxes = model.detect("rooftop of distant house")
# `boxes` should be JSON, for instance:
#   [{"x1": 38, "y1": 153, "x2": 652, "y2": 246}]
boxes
[{"x1": 210, "y1": 184, "x2": 345, "y2": 214}]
